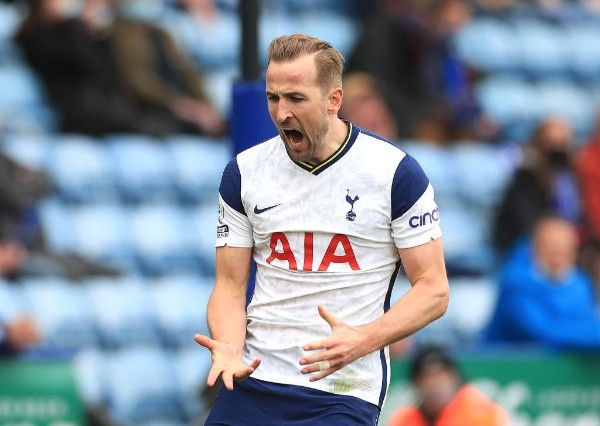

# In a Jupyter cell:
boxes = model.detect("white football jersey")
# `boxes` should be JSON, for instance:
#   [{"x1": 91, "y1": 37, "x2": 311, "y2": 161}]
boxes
[{"x1": 215, "y1": 123, "x2": 441, "y2": 407}]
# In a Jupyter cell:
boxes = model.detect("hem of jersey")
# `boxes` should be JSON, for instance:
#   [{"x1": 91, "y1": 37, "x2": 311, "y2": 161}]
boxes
[
  {"x1": 216, "y1": 239, "x2": 254, "y2": 248},
  {"x1": 394, "y1": 227, "x2": 442, "y2": 249},
  {"x1": 248, "y1": 371, "x2": 381, "y2": 407}
]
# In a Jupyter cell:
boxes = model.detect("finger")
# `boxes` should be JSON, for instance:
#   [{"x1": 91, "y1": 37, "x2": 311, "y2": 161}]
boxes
[
  {"x1": 302, "y1": 339, "x2": 327, "y2": 352},
  {"x1": 222, "y1": 370, "x2": 235, "y2": 391},
  {"x1": 317, "y1": 305, "x2": 342, "y2": 329},
  {"x1": 194, "y1": 334, "x2": 216, "y2": 350},
  {"x1": 309, "y1": 364, "x2": 340, "y2": 382},
  {"x1": 206, "y1": 365, "x2": 223, "y2": 387},
  {"x1": 301, "y1": 359, "x2": 332, "y2": 375},
  {"x1": 247, "y1": 358, "x2": 261, "y2": 371}
]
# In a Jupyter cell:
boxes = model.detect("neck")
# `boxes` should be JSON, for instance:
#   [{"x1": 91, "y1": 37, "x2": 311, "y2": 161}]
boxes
[{"x1": 310, "y1": 117, "x2": 348, "y2": 164}]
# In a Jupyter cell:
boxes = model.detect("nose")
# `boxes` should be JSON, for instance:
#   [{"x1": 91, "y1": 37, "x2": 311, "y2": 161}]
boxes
[{"x1": 275, "y1": 100, "x2": 293, "y2": 124}]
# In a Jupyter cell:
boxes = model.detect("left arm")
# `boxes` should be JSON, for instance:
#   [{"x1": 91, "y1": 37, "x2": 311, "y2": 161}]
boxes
[{"x1": 300, "y1": 237, "x2": 449, "y2": 380}]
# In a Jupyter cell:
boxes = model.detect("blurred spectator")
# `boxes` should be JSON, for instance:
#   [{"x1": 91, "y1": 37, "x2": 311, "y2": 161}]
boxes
[
  {"x1": 579, "y1": 238, "x2": 600, "y2": 309},
  {"x1": 576, "y1": 112, "x2": 600, "y2": 241},
  {"x1": 13, "y1": 0, "x2": 163, "y2": 136},
  {"x1": 108, "y1": 0, "x2": 226, "y2": 137},
  {"x1": 339, "y1": 72, "x2": 399, "y2": 141},
  {"x1": 0, "y1": 151, "x2": 120, "y2": 280},
  {"x1": 0, "y1": 315, "x2": 41, "y2": 357},
  {"x1": 486, "y1": 216, "x2": 600, "y2": 350},
  {"x1": 493, "y1": 116, "x2": 583, "y2": 254},
  {"x1": 347, "y1": 0, "x2": 497, "y2": 143},
  {"x1": 387, "y1": 345, "x2": 509, "y2": 426}
]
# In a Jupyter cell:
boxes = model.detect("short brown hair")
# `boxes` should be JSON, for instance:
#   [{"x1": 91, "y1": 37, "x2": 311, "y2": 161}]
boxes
[{"x1": 267, "y1": 34, "x2": 345, "y2": 94}]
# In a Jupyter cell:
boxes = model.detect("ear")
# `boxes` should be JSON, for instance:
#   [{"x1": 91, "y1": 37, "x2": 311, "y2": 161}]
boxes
[{"x1": 327, "y1": 87, "x2": 343, "y2": 115}]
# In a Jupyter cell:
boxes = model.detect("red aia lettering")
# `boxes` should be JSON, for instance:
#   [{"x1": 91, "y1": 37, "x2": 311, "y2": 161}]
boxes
[
  {"x1": 266, "y1": 232, "x2": 298, "y2": 270},
  {"x1": 266, "y1": 232, "x2": 360, "y2": 272},
  {"x1": 318, "y1": 234, "x2": 361, "y2": 271}
]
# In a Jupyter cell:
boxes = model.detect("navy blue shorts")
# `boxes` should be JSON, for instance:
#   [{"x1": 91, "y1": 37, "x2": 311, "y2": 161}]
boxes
[{"x1": 205, "y1": 377, "x2": 380, "y2": 426}]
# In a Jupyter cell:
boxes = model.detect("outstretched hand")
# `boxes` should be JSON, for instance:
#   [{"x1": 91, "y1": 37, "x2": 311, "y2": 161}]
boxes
[
  {"x1": 194, "y1": 334, "x2": 261, "y2": 390},
  {"x1": 299, "y1": 305, "x2": 369, "y2": 382}
]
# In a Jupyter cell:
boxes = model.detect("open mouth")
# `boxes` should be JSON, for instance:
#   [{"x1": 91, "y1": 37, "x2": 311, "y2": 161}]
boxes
[{"x1": 283, "y1": 129, "x2": 305, "y2": 146}]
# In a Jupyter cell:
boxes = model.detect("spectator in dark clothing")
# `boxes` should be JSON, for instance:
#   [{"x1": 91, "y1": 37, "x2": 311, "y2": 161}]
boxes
[
  {"x1": 493, "y1": 116, "x2": 582, "y2": 254},
  {"x1": 13, "y1": 0, "x2": 169, "y2": 136},
  {"x1": 108, "y1": 0, "x2": 226, "y2": 137},
  {"x1": 0, "y1": 151, "x2": 120, "y2": 281},
  {"x1": 346, "y1": 0, "x2": 497, "y2": 143}
]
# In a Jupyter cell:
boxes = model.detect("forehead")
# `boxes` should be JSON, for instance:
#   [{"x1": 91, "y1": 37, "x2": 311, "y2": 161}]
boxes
[{"x1": 266, "y1": 54, "x2": 319, "y2": 92}]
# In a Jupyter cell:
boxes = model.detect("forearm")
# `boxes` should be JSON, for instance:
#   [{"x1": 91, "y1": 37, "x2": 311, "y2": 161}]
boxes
[
  {"x1": 360, "y1": 278, "x2": 448, "y2": 355},
  {"x1": 207, "y1": 285, "x2": 248, "y2": 354}
]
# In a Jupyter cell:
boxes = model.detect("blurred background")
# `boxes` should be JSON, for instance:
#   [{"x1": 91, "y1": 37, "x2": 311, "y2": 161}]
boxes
[{"x1": 0, "y1": 0, "x2": 599, "y2": 424}]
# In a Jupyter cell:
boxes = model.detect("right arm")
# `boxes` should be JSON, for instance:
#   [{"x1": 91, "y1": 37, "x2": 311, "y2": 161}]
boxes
[{"x1": 194, "y1": 245, "x2": 259, "y2": 389}]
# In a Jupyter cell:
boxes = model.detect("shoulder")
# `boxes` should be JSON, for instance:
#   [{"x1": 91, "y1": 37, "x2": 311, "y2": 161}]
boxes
[{"x1": 236, "y1": 136, "x2": 281, "y2": 170}]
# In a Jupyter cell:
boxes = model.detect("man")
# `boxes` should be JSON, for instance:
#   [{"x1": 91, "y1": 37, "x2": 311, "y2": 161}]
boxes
[
  {"x1": 486, "y1": 216, "x2": 600, "y2": 350},
  {"x1": 387, "y1": 346, "x2": 509, "y2": 426},
  {"x1": 194, "y1": 34, "x2": 449, "y2": 425}
]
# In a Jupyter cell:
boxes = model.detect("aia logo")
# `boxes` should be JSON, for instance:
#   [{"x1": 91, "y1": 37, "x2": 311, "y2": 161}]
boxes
[
  {"x1": 409, "y1": 207, "x2": 439, "y2": 228},
  {"x1": 345, "y1": 189, "x2": 359, "y2": 221}
]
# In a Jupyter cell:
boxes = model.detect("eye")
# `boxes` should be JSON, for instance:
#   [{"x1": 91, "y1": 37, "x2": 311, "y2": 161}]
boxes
[{"x1": 267, "y1": 94, "x2": 278, "y2": 102}]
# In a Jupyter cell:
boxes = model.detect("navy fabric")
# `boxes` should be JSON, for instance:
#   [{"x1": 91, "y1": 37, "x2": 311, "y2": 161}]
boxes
[
  {"x1": 219, "y1": 158, "x2": 245, "y2": 216},
  {"x1": 205, "y1": 377, "x2": 380, "y2": 426},
  {"x1": 391, "y1": 154, "x2": 430, "y2": 221}
]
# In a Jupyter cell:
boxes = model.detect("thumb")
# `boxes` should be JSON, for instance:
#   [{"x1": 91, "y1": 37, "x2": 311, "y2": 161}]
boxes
[{"x1": 317, "y1": 305, "x2": 342, "y2": 329}]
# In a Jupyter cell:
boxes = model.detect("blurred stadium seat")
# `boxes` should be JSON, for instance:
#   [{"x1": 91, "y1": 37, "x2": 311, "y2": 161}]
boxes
[
  {"x1": 108, "y1": 135, "x2": 177, "y2": 203},
  {"x1": 85, "y1": 276, "x2": 161, "y2": 348},
  {"x1": 151, "y1": 275, "x2": 212, "y2": 347},
  {"x1": 167, "y1": 136, "x2": 231, "y2": 204},
  {"x1": 1, "y1": 132, "x2": 51, "y2": 169},
  {"x1": 72, "y1": 347, "x2": 108, "y2": 407},
  {"x1": 172, "y1": 345, "x2": 212, "y2": 422},
  {"x1": 106, "y1": 346, "x2": 181, "y2": 424},
  {"x1": 22, "y1": 277, "x2": 98, "y2": 348},
  {"x1": 48, "y1": 135, "x2": 117, "y2": 203},
  {"x1": 182, "y1": 204, "x2": 219, "y2": 276}
]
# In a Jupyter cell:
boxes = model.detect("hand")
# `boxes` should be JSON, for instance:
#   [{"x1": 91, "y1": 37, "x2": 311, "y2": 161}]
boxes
[
  {"x1": 194, "y1": 334, "x2": 261, "y2": 390},
  {"x1": 299, "y1": 305, "x2": 369, "y2": 382}
]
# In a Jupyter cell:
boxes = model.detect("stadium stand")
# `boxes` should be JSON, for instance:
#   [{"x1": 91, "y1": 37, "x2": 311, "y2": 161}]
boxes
[{"x1": 1, "y1": 0, "x2": 600, "y2": 424}]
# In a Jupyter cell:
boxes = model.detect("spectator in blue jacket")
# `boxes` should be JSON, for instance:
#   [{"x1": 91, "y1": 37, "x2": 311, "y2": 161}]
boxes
[{"x1": 485, "y1": 215, "x2": 600, "y2": 350}]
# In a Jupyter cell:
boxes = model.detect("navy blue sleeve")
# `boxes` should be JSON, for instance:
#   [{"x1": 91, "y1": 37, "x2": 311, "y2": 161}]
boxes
[
  {"x1": 219, "y1": 158, "x2": 246, "y2": 216},
  {"x1": 391, "y1": 154, "x2": 430, "y2": 221}
]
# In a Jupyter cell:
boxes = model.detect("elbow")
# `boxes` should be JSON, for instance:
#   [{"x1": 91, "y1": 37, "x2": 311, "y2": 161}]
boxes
[{"x1": 433, "y1": 283, "x2": 450, "y2": 321}]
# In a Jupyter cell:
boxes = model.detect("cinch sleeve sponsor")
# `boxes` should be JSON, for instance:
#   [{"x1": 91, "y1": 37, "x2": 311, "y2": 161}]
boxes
[{"x1": 391, "y1": 155, "x2": 442, "y2": 248}]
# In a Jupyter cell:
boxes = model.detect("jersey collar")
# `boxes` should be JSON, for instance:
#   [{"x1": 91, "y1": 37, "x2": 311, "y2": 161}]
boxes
[{"x1": 293, "y1": 121, "x2": 360, "y2": 175}]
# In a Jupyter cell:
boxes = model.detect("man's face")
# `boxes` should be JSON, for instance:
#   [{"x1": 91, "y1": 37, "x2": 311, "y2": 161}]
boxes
[
  {"x1": 414, "y1": 366, "x2": 461, "y2": 417},
  {"x1": 266, "y1": 54, "x2": 331, "y2": 163}
]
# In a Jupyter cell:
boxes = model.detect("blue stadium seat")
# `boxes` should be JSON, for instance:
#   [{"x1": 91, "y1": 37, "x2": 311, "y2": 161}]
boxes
[
  {"x1": 513, "y1": 21, "x2": 570, "y2": 78},
  {"x1": 0, "y1": 3, "x2": 22, "y2": 64},
  {"x1": 454, "y1": 19, "x2": 520, "y2": 73},
  {"x1": 48, "y1": 135, "x2": 117, "y2": 203},
  {"x1": 161, "y1": 9, "x2": 240, "y2": 70},
  {"x1": 182, "y1": 204, "x2": 218, "y2": 275},
  {"x1": 445, "y1": 276, "x2": 498, "y2": 343},
  {"x1": 73, "y1": 347, "x2": 108, "y2": 407},
  {"x1": 475, "y1": 77, "x2": 541, "y2": 142},
  {"x1": 0, "y1": 278, "x2": 27, "y2": 322},
  {"x1": 22, "y1": 277, "x2": 98, "y2": 348},
  {"x1": 167, "y1": 136, "x2": 231, "y2": 203},
  {"x1": 0, "y1": 65, "x2": 43, "y2": 110},
  {"x1": 130, "y1": 204, "x2": 197, "y2": 275},
  {"x1": 151, "y1": 275, "x2": 213, "y2": 347},
  {"x1": 69, "y1": 203, "x2": 137, "y2": 272},
  {"x1": 85, "y1": 276, "x2": 161, "y2": 348},
  {"x1": 106, "y1": 346, "x2": 181, "y2": 424},
  {"x1": 1, "y1": 133, "x2": 51, "y2": 170},
  {"x1": 566, "y1": 24, "x2": 600, "y2": 81},
  {"x1": 399, "y1": 141, "x2": 460, "y2": 206},
  {"x1": 37, "y1": 200, "x2": 75, "y2": 254},
  {"x1": 535, "y1": 81, "x2": 595, "y2": 138},
  {"x1": 202, "y1": 66, "x2": 239, "y2": 118},
  {"x1": 438, "y1": 204, "x2": 496, "y2": 275},
  {"x1": 450, "y1": 143, "x2": 515, "y2": 210},
  {"x1": 108, "y1": 135, "x2": 177, "y2": 203},
  {"x1": 173, "y1": 346, "x2": 212, "y2": 421}
]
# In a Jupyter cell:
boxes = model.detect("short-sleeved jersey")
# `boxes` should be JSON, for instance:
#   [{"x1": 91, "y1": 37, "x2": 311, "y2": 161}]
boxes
[{"x1": 216, "y1": 123, "x2": 441, "y2": 407}]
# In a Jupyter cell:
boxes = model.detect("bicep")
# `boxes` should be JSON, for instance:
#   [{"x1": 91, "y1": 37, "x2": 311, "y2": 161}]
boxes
[{"x1": 398, "y1": 237, "x2": 448, "y2": 290}]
